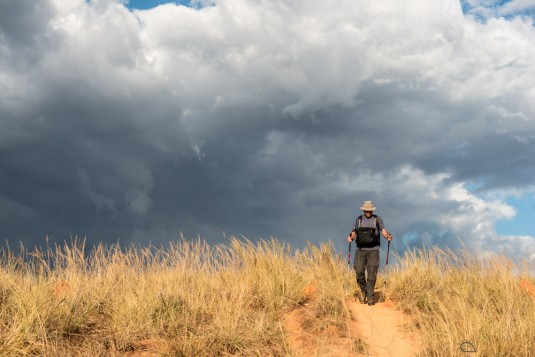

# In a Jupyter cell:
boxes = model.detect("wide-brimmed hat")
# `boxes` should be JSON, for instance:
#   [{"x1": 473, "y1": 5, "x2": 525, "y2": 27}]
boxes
[{"x1": 360, "y1": 200, "x2": 376, "y2": 211}]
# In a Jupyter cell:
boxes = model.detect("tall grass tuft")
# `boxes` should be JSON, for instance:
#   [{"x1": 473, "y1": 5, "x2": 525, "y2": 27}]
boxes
[
  {"x1": 2, "y1": 237, "x2": 532, "y2": 356},
  {"x1": 384, "y1": 246, "x2": 535, "y2": 356},
  {"x1": 0, "y1": 237, "x2": 350, "y2": 356}
]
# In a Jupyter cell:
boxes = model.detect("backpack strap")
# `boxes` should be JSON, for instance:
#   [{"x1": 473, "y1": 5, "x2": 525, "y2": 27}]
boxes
[
  {"x1": 356, "y1": 215, "x2": 379, "y2": 231},
  {"x1": 356, "y1": 215, "x2": 363, "y2": 229}
]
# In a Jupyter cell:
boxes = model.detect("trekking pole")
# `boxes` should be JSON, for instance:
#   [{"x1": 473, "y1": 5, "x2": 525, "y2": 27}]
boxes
[
  {"x1": 346, "y1": 242, "x2": 351, "y2": 291},
  {"x1": 381, "y1": 239, "x2": 391, "y2": 303},
  {"x1": 347, "y1": 241, "x2": 352, "y2": 270},
  {"x1": 386, "y1": 240, "x2": 391, "y2": 265}
]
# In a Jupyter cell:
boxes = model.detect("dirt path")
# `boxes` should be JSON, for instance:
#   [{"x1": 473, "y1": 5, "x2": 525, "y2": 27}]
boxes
[
  {"x1": 284, "y1": 289, "x2": 422, "y2": 357},
  {"x1": 347, "y1": 297, "x2": 421, "y2": 357}
]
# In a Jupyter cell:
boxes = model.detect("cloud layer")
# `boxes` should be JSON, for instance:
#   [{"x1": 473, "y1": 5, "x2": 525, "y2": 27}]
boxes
[{"x1": 1, "y1": 0, "x2": 534, "y2": 261}]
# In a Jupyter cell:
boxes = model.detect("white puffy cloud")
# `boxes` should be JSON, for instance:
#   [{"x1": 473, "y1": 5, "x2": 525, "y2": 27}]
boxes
[
  {"x1": 326, "y1": 164, "x2": 535, "y2": 261},
  {"x1": 0, "y1": 0, "x2": 534, "y2": 261}
]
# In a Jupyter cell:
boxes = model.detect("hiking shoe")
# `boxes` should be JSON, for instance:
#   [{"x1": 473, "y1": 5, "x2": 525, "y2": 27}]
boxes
[
  {"x1": 359, "y1": 292, "x2": 367, "y2": 304},
  {"x1": 367, "y1": 296, "x2": 375, "y2": 306}
]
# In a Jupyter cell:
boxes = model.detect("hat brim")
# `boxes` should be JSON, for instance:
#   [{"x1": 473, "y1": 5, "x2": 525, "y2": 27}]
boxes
[{"x1": 360, "y1": 206, "x2": 376, "y2": 211}]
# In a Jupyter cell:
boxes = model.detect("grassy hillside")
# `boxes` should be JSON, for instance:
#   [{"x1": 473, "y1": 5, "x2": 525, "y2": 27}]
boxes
[
  {"x1": 385, "y1": 247, "x2": 535, "y2": 356},
  {"x1": 0, "y1": 238, "x2": 533, "y2": 356},
  {"x1": 0, "y1": 238, "x2": 350, "y2": 356}
]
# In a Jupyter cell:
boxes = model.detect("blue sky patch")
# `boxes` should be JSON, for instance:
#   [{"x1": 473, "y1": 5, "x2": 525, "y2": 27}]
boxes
[
  {"x1": 126, "y1": 0, "x2": 191, "y2": 10},
  {"x1": 460, "y1": 0, "x2": 535, "y2": 24},
  {"x1": 465, "y1": 181, "x2": 534, "y2": 237},
  {"x1": 496, "y1": 194, "x2": 535, "y2": 236}
]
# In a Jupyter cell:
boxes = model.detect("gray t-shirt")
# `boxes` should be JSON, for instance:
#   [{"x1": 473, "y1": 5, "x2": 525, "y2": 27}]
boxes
[{"x1": 353, "y1": 214, "x2": 385, "y2": 251}]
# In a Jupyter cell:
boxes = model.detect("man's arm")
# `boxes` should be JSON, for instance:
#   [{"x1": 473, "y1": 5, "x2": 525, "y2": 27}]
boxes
[
  {"x1": 382, "y1": 228, "x2": 393, "y2": 241},
  {"x1": 347, "y1": 218, "x2": 358, "y2": 242}
]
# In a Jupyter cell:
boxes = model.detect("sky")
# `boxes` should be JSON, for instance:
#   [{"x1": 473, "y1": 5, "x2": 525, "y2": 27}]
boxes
[{"x1": 1, "y1": 0, "x2": 535, "y2": 263}]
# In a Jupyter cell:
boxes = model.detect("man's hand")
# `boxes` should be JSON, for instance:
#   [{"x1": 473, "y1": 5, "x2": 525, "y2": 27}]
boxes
[
  {"x1": 382, "y1": 228, "x2": 393, "y2": 241},
  {"x1": 347, "y1": 232, "x2": 356, "y2": 243}
]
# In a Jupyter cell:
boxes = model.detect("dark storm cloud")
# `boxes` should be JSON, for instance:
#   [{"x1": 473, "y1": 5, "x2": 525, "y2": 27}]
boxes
[
  {"x1": 0, "y1": 1, "x2": 54, "y2": 46},
  {"x1": 1, "y1": 0, "x2": 534, "y2": 261},
  {"x1": 0, "y1": 0, "x2": 59, "y2": 70}
]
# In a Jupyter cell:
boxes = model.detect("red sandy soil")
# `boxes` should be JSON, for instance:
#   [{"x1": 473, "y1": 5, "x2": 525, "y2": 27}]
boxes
[
  {"x1": 519, "y1": 278, "x2": 535, "y2": 300},
  {"x1": 283, "y1": 284, "x2": 422, "y2": 357},
  {"x1": 348, "y1": 297, "x2": 421, "y2": 357}
]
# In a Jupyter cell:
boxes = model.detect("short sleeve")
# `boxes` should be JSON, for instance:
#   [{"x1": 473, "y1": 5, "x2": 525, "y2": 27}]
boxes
[{"x1": 377, "y1": 216, "x2": 385, "y2": 231}]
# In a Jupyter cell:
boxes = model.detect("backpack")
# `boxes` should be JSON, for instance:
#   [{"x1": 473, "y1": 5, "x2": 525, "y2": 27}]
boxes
[{"x1": 354, "y1": 214, "x2": 380, "y2": 247}]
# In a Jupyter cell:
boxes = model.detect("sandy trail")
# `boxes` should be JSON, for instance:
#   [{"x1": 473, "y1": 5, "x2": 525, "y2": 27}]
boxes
[
  {"x1": 284, "y1": 289, "x2": 422, "y2": 357},
  {"x1": 347, "y1": 296, "x2": 421, "y2": 357}
]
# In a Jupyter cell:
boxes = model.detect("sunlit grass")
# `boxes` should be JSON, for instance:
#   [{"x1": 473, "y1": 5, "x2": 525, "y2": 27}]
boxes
[
  {"x1": 0, "y1": 237, "x2": 350, "y2": 356},
  {"x1": 0, "y1": 238, "x2": 533, "y2": 356},
  {"x1": 383, "y1": 246, "x2": 535, "y2": 356}
]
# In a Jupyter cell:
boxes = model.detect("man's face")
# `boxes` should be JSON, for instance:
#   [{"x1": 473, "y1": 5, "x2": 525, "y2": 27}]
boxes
[{"x1": 364, "y1": 211, "x2": 373, "y2": 217}]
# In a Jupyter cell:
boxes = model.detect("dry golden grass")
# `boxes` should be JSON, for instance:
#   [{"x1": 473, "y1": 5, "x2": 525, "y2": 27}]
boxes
[
  {"x1": 0, "y1": 237, "x2": 351, "y2": 356},
  {"x1": 383, "y1": 247, "x2": 535, "y2": 356},
  {"x1": 0, "y1": 238, "x2": 533, "y2": 356}
]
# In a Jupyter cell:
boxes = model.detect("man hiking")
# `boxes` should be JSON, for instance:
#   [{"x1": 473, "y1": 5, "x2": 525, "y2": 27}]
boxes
[{"x1": 347, "y1": 200, "x2": 393, "y2": 306}]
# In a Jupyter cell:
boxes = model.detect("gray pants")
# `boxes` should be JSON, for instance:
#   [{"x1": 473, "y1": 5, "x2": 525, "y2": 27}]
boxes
[{"x1": 354, "y1": 249, "x2": 379, "y2": 298}]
